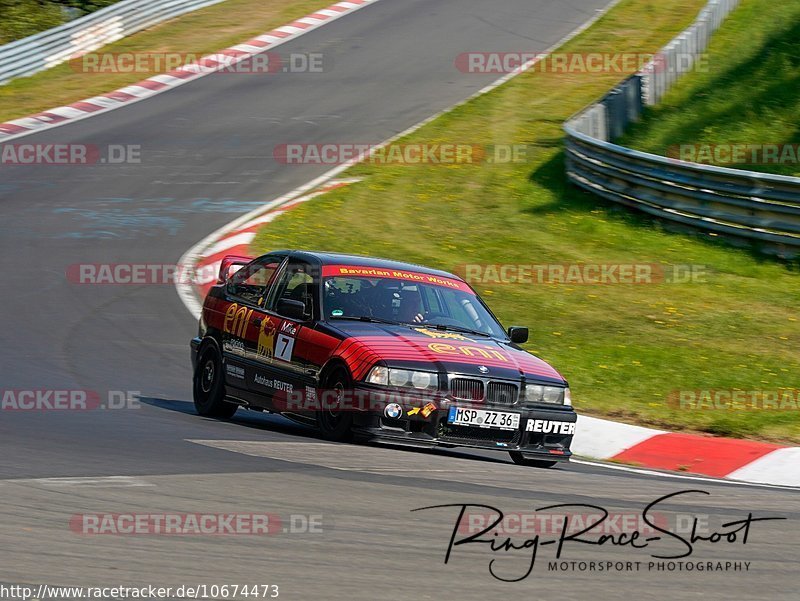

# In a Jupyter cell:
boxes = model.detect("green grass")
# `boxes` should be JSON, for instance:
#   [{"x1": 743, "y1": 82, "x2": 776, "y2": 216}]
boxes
[
  {"x1": 0, "y1": 0, "x2": 64, "y2": 44},
  {"x1": 252, "y1": 0, "x2": 800, "y2": 444},
  {"x1": 0, "y1": 2, "x2": 125, "y2": 45},
  {"x1": 0, "y1": 0, "x2": 333, "y2": 123},
  {"x1": 620, "y1": 0, "x2": 800, "y2": 177}
]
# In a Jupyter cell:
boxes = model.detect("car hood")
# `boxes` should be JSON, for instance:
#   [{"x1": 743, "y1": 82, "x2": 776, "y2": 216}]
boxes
[{"x1": 328, "y1": 321, "x2": 564, "y2": 383}]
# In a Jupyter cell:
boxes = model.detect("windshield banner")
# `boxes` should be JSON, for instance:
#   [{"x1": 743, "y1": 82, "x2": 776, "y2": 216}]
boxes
[{"x1": 322, "y1": 265, "x2": 472, "y2": 293}]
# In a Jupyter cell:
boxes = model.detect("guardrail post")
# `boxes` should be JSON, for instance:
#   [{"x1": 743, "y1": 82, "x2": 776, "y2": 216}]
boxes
[
  {"x1": 605, "y1": 90, "x2": 623, "y2": 141},
  {"x1": 588, "y1": 104, "x2": 609, "y2": 142},
  {"x1": 626, "y1": 75, "x2": 643, "y2": 124}
]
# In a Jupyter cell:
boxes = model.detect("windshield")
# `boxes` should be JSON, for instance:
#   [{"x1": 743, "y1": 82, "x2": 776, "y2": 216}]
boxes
[{"x1": 322, "y1": 274, "x2": 507, "y2": 338}]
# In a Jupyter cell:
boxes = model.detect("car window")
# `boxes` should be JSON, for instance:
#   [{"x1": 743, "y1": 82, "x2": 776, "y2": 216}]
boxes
[
  {"x1": 226, "y1": 258, "x2": 281, "y2": 306},
  {"x1": 268, "y1": 261, "x2": 316, "y2": 319},
  {"x1": 419, "y1": 285, "x2": 444, "y2": 314},
  {"x1": 322, "y1": 275, "x2": 506, "y2": 337},
  {"x1": 323, "y1": 277, "x2": 375, "y2": 317},
  {"x1": 437, "y1": 288, "x2": 488, "y2": 331}
]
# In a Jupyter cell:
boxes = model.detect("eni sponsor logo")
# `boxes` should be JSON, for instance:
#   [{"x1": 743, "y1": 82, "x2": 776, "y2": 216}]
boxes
[
  {"x1": 224, "y1": 303, "x2": 252, "y2": 338},
  {"x1": 428, "y1": 342, "x2": 508, "y2": 362}
]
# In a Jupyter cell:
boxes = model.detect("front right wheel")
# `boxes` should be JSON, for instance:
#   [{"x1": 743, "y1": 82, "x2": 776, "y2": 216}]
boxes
[{"x1": 509, "y1": 451, "x2": 558, "y2": 469}]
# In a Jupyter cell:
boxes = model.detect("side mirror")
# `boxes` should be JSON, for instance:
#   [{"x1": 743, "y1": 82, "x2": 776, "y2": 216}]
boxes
[
  {"x1": 508, "y1": 326, "x2": 529, "y2": 344},
  {"x1": 277, "y1": 298, "x2": 307, "y2": 321},
  {"x1": 218, "y1": 255, "x2": 252, "y2": 283}
]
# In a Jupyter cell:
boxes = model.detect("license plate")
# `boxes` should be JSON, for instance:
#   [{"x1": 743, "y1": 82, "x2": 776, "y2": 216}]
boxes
[{"x1": 447, "y1": 407, "x2": 520, "y2": 430}]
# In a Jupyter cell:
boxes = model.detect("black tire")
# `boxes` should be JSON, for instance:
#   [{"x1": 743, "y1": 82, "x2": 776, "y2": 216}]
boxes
[
  {"x1": 316, "y1": 367, "x2": 354, "y2": 442},
  {"x1": 509, "y1": 451, "x2": 558, "y2": 469},
  {"x1": 193, "y1": 342, "x2": 238, "y2": 419}
]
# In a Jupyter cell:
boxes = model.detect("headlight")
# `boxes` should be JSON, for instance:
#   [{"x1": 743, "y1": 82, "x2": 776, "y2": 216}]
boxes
[
  {"x1": 366, "y1": 366, "x2": 438, "y2": 391},
  {"x1": 525, "y1": 384, "x2": 569, "y2": 405},
  {"x1": 389, "y1": 369, "x2": 410, "y2": 387},
  {"x1": 366, "y1": 366, "x2": 389, "y2": 385},
  {"x1": 411, "y1": 371, "x2": 434, "y2": 388}
]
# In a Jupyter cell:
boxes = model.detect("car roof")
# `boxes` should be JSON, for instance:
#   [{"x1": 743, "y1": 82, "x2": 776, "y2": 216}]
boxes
[{"x1": 270, "y1": 250, "x2": 464, "y2": 281}]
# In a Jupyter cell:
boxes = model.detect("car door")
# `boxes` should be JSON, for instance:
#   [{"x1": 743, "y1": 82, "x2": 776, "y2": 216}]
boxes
[
  {"x1": 245, "y1": 259, "x2": 335, "y2": 411},
  {"x1": 220, "y1": 255, "x2": 284, "y2": 393},
  {"x1": 252, "y1": 259, "x2": 315, "y2": 383}
]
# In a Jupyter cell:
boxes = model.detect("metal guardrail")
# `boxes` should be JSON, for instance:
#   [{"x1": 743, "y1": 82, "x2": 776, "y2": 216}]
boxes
[
  {"x1": 0, "y1": 0, "x2": 226, "y2": 85},
  {"x1": 564, "y1": 0, "x2": 800, "y2": 258}
]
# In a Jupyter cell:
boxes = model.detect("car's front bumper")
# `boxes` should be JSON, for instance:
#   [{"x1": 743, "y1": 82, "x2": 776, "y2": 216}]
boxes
[{"x1": 349, "y1": 386, "x2": 576, "y2": 461}]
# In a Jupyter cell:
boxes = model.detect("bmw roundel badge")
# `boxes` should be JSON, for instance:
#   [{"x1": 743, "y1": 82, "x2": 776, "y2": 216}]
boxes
[{"x1": 384, "y1": 403, "x2": 403, "y2": 419}]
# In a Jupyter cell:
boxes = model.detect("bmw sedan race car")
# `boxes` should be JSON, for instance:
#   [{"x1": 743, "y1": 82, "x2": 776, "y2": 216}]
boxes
[{"x1": 190, "y1": 251, "x2": 576, "y2": 467}]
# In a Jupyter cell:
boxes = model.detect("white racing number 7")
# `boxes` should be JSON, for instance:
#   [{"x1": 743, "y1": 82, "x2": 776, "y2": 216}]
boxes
[{"x1": 275, "y1": 333, "x2": 295, "y2": 362}]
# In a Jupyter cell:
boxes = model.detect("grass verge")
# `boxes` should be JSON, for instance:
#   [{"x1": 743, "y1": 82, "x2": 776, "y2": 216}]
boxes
[
  {"x1": 0, "y1": 0, "x2": 333, "y2": 123},
  {"x1": 1, "y1": 0, "x2": 64, "y2": 44},
  {"x1": 252, "y1": 0, "x2": 800, "y2": 444},
  {"x1": 620, "y1": 0, "x2": 800, "y2": 177}
]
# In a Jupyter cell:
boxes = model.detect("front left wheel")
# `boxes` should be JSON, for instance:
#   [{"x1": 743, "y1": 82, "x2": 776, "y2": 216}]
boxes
[
  {"x1": 316, "y1": 367, "x2": 354, "y2": 442},
  {"x1": 193, "y1": 342, "x2": 238, "y2": 419}
]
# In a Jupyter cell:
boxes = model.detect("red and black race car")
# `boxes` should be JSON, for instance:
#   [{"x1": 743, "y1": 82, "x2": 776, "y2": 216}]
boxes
[{"x1": 190, "y1": 250, "x2": 576, "y2": 467}]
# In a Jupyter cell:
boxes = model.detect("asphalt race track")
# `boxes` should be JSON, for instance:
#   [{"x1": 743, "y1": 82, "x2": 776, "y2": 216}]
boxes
[{"x1": 0, "y1": 1, "x2": 796, "y2": 599}]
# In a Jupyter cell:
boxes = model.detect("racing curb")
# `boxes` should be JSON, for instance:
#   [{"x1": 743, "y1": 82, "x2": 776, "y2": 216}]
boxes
[
  {"x1": 573, "y1": 416, "x2": 799, "y2": 487},
  {"x1": 0, "y1": 0, "x2": 381, "y2": 141}
]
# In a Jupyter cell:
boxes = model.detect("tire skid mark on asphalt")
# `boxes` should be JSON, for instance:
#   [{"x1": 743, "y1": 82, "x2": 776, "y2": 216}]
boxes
[
  {"x1": 187, "y1": 439, "x2": 507, "y2": 476},
  {"x1": 0, "y1": 476, "x2": 154, "y2": 488}
]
